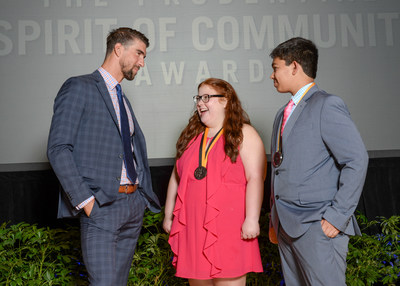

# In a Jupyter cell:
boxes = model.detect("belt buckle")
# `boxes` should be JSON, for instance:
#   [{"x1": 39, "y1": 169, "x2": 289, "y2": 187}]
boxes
[{"x1": 123, "y1": 185, "x2": 130, "y2": 194}]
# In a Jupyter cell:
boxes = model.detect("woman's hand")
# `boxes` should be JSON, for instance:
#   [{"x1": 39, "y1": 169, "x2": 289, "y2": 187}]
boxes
[
  {"x1": 163, "y1": 217, "x2": 173, "y2": 234},
  {"x1": 241, "y1": 218, "x2": 260, "y2": 240}
]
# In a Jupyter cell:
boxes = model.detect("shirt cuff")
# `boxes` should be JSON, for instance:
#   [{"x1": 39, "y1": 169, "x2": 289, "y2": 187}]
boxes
[{"x1": 75, "y1": 196, "x2": 94, "y2": 210}]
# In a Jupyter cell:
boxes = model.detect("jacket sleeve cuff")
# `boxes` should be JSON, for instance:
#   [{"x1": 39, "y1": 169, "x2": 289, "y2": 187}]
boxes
[{"x1": 322, "y1": 207, "x2": 351, "y2": 232}]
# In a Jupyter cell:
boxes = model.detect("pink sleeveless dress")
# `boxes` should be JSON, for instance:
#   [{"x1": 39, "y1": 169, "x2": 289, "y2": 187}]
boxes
[{"x1": 168, "y1": 133, "x2": 263, "y2": 279}]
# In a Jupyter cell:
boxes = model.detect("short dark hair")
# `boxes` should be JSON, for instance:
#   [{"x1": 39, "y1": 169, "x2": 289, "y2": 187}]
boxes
[
  {"x1": 270, "y1": 37, "x2": 318, "y2": 79},
  {"x1": 105, "y1": 27, "x2": 149, "y2": 57}
]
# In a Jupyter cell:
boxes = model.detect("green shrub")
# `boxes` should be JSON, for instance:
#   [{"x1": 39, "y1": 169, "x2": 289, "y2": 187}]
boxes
[
  {"x1": 0, "y1": 222, "x2": 86, "y2": 285},
  {"x1": 1, "y1": 211, "x2": 399, "y2": 285},
  {"x1": 346, "y1": 214, "x2": 400, "y2": 286}
]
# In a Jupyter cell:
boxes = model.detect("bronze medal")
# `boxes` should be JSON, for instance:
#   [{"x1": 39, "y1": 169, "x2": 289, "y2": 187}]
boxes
[
  {"x1": 273, "y1": 126, "x2": 283, "y2": 168},
  {"x1": 272, "y1": 151, "x2": 283, "y2": 168},
  {"x1": 194, "y1": 166, "x2": 207, "y2": 180}
]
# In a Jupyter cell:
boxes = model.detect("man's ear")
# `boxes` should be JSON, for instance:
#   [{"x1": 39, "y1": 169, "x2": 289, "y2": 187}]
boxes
[
  {"x1": 292, "y1": 61, "x2": 301, "y2": 75},
  {"x1": 114, "y1": 43, "x2": 123, "y2": 58}
]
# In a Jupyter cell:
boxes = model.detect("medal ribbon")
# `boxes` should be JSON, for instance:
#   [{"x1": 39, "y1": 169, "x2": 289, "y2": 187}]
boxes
[{"x1": 199, "y1": 127, "x2": 224, "y2": 168}]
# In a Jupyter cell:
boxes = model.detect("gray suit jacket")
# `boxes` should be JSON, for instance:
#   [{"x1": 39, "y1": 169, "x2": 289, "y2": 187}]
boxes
[
  {"x1": 270, "y1": 84, "x2": 368, "y2": 238},
  {"x1": 47, "y1": 70, "x2": 160, "y2": 218}
]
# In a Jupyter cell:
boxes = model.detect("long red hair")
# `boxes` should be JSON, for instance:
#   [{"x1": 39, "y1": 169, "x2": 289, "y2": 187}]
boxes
[{"x1": 176, "y1": 78, "x2": 250, "y2": 163}]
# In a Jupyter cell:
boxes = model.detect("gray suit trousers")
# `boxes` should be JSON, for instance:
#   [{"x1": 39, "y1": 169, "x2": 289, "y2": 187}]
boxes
[
  {"x1": 80, "y1": 190, "x2": 146, "y2": 286},
  {"x1": 278, "y1": 221, "x2": 349, "y2": 286}
]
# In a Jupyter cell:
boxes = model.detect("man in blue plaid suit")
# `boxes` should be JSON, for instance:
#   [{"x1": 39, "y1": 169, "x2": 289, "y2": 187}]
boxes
[{"x1": 47, "y1": 27, "x2": 160, "y2": 285}]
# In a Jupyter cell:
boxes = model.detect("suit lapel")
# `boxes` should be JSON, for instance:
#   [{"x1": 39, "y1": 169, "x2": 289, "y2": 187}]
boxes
[
  {"x1": 92, "y1": 70, "x2": 120, "y2": 132},
  {"x1": 282, "y1": 84, "x2": 319, "y2": 143}
]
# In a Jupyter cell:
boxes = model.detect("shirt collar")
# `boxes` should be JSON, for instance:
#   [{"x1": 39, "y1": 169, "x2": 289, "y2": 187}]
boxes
[
  {"x1": 98, "y1": 67, "x2": 119, "y2": 91},
  {"x1": 291, "y1": 82, "x2": 314, "y2": 106}
]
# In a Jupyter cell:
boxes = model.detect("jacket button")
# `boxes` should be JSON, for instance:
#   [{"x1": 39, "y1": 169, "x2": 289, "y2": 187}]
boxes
[
  {"x1": 275, "y1": 195, "x2": 280, "y2": 200},
  {"x1": 275, "y1": 170, "x2": 279, "y2": 175}
]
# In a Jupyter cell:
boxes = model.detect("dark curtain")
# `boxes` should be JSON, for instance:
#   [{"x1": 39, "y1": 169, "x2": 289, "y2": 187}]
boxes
[
  {"x1": 0, "y1": 170, "x2": 60, "y2": 227},
  {"x1": 357, "y1": 157, "x2": 400, "y2": 220}
]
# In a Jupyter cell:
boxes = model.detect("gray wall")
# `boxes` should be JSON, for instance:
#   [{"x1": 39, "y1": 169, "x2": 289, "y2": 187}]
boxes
[{"x1": 1, "y1": 0, "x2": 399, "y2": 167}]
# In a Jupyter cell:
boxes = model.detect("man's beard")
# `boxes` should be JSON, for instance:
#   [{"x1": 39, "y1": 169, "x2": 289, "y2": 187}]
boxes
[
  {"x1": 121, "y1": 62, "x2": 138, "y2": 81},
  {"x1": 122, "y1": 68, "x2": 136, "y2": 81}
]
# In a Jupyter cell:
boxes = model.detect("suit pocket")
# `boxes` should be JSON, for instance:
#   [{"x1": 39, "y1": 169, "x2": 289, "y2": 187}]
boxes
[
  {"x1": 299, "y1": 188, "x2": 335, "y2": 205},
  {"x1": 316, "y1": 220, "x2": 331, "y2": 240},
  {"x1": 87, "y1": 200, "x2": 99, "y2": 218}
]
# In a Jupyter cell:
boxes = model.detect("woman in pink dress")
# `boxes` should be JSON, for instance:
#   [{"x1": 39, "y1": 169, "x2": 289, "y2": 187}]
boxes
[{"x1": 163, "y1": 78, "x2": 266, "y2": 286}]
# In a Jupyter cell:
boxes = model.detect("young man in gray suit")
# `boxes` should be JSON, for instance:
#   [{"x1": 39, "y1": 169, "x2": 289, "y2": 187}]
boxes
[
  {"x1": 268, "y1": 37, "x2": 369, "y2": 286},
  {"x1": 47, "y1": 27, "x2": 160, "y2": 285}
]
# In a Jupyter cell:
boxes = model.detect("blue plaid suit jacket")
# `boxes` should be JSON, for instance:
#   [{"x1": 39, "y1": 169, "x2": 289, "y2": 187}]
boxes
[{"x1": 47, "y1": 70, "x2": 160, "y2": 218}]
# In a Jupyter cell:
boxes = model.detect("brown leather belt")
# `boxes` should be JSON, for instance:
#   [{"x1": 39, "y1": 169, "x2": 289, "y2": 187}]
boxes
[{"x1": 118, "y1": 184, "x2": 138, "y2": 194}]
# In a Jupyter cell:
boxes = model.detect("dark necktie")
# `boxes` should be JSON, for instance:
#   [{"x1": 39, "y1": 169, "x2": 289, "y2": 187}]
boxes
[{"x1": 116, "y1": 84, "x2": 137, "y2": 184}]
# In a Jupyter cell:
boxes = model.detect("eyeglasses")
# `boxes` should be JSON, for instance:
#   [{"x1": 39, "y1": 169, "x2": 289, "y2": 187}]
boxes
[{"x1": 193, "y1": 94, "x2": 224, "y2": 103}]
